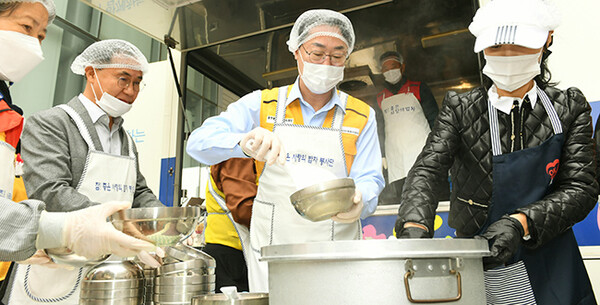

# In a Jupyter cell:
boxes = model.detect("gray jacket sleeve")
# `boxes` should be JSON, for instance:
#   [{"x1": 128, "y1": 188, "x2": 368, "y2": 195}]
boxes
[
  {"x1": 0, "y1": 198, "x2": 44, "y2": 261},
  {"x1": 21, "y1": 110, "x2": 95, "y2": 212}
]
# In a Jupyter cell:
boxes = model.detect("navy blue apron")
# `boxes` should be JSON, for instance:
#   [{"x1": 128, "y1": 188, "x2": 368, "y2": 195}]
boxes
[{"x1": 481, "y1": 87, "x2": 596, "y2": 305}]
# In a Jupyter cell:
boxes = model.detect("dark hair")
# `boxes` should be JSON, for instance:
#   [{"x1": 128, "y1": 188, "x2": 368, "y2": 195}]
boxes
[
  {"x1": 379, "y1": 51, "x2": 402, "y2": 63},
  {"x1": 0, "y1": 3, "x2": 21, "y2": 17},
  {"x1": 483, "y1": 43, "x2": 556, "y2": 90}
]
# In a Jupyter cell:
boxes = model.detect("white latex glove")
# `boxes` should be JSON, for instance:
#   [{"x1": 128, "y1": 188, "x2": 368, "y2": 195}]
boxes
[
  {"x1": 331, "y1": 190, "x2": 363, "y2": 223},
  {"x1": 63, "y1": 201, "x2": 158, "y2": 259},
  {"x1": 136, "y1": 247, "x2": 165, "y2": 269},
  {"x1": 240, "y1": 127, "x2": 286, "y2": 166},
  {"x1": 185, "y1": 231, "x2": 197, "y2": 246},
  {"x1": 18, "y1": 250, "x2": 73, "y2": 270}
]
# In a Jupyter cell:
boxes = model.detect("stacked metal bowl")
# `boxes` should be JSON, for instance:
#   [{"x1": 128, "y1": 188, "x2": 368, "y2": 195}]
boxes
[
  {"x1": 80, "y1": 260, "x2": 145, "y2": 305},
  {"x1": 153, "y1": 244, "x2": 216, "y2": 305},
  {"x1": 141, "y1": 263, "x2": 155, "y2": 305}
]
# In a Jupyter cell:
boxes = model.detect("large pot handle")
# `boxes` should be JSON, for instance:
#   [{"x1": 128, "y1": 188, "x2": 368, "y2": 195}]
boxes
[{"x1": 404, "y1": 269, "x2": 462, "y2": 303}]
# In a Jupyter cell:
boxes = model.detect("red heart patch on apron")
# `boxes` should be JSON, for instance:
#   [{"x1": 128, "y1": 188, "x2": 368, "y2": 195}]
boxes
[{"x1": 545, "y1": 159, "x2": 559, "y2": 179}]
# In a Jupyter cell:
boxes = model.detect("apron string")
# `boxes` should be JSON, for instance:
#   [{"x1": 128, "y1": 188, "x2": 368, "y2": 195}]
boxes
[
  {"x1": 56, "y1": 104, "x2": 97, "y2": 151},
  {"x1": 207, "y1": 179, "x2": 248, "y2": 255},
  {"x1": 488, "y1": 87, "x2": 562, "y2": 157}
]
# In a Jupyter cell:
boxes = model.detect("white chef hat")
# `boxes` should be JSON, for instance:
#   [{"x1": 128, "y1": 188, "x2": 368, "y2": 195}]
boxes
[{"x1": 469, "y1": 0, "x2": 561, "y2": 53}]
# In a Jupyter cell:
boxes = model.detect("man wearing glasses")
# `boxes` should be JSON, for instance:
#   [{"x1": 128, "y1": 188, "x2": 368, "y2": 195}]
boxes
[
  {"x1": 186, "y1": 9, "x2": 384, "y2": 292},
  {"x1": 9, "y1": 39, "x2": 164, "y2": 305}
]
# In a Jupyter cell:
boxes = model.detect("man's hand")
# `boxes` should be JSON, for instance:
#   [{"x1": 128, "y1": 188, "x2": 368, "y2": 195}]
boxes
[
  {"x1": 331, "y1": 190, "x2": 363, "y2": 223},
  {"x1": 240, "y1": 127, "x2": 286, "y2": 166},
  {"x1": 62, "y1": 201, "x2": 158, "y2": 259}
]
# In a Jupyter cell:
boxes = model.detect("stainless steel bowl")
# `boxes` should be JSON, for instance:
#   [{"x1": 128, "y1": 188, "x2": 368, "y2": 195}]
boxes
[
  {"x1": 80, "y1": 288, "x2": 143, "y2": 299},
  {"x1": 154, "y1": 292, "x2": 203, "y2": 303},
  {"x1": 154, "y1": 274, "x2": 216, "y2": 286},
  {"x1": 45, "y1": 248, "x2": 110, "y2": 268},
  {"x1": 79, "y1": 297, "x2": 141, "y2": 305},
  {"x1": 154, "y1": 283, "x2": 215, "y2": 293},
  {"x1": 156, "y1": 259, "x2": 216, "y2": 276},
  {"x1": 81, "y1": 279, "x2": 144, "y2": 290},
  {"x1": 84, "y1": 261, "x2": 144, "y2": 281},
  {"x1": 109, "y1": 206, "x2": 204, "y2": 247},
  {"x1": 289, "y1": 178, "x2": 355, "y2": 222},
  {"x1": 191, "y1": 293, "x2": 269, "y2": 305},
  {"x1": 166, "y1": 244, "x2": 213, "y2": 262}
]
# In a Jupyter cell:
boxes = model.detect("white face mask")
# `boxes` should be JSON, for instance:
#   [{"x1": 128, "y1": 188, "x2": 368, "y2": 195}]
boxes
[
  {"x1": 0, "y1": 30, "x2": 44, "y2": 82},
  {"x1": 90, "y1": 68, "x2": 132, "y2": 118},
  {"x1": 299, "y1": 57, "x2": 344, "y2": 94},
  {"x1": 483, "y1": 52, "x2": 542, "y2": 92},
  {"x1": 383, "y1": 68, "x2": 402, "y2": 84}
]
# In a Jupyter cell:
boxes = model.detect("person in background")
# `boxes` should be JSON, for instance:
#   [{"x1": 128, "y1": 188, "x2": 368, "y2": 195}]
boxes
[
  {"x1": 187, "y1": 9, "x2": 384, "y2": 292},
  {"x1": 376, "y1": 51, "x2": 438, "y2": 185},
  {"x1": 374, "y1": 51, "x2": 443, "y2": 205},
  {"x1": 395, "y1": 0, "x2": 597, "y2": 304},
  {"x1": 204, "y1": 158, "x2": 257, "y2": 292},
  {"x1": 5, "y1": 39, "x2": 165, "y2": 304}
]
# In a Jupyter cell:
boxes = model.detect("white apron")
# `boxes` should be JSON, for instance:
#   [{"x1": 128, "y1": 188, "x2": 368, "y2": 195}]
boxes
[
  {"x1": 246, "y1": 86, "x2": 362, "y2": 292},
  {"x1": 0, "y1": 140, "x2": 15, "y2": 200},
  {"x1": 381, "y1": 93, "x2": 430, "y2": 183},
  {"x1": 206, "y1": 174, "x2": 251, "y2": 260},
  {"x1": 9, "y1": 104, "x2": 137, "y2": 304}
]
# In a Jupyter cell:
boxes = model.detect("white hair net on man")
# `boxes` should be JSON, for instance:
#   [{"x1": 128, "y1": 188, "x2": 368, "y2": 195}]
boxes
[
  {"x1": 71, "y1": 39, "x2": 149, "y2": 75},
  {"x1": 286, "y1": 9, "x2": 355, "y2": 55},
  {"x1": 4, "y1": 0, "x2": 56, "y2": 23}
]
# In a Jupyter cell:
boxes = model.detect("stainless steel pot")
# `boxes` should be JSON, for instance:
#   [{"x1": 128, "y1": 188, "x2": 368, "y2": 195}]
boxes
[
  {"x1": 261, "y1": 239, "x2": 489, "y2": 305},
  {"x1": 191, "y1": 293, "x2": 269, "y2": 305}
]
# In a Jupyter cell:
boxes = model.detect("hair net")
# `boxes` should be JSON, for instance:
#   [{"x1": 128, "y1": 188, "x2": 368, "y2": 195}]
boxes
[
  {"x1": 379, "y1": 51, "x2": 404, "y2": 65},
  {"x1": 287, "y1": 9, "x2": 355, "y2": 55},
  {"x1": 469, "y1": 0, "x2": 560, "y2": 52},
  {"x1": 71, "y1": 39, "x2": 149, "y2": 75},
  {"x1": 6, "y1": 0, "x2": 56, "y2": 24}
]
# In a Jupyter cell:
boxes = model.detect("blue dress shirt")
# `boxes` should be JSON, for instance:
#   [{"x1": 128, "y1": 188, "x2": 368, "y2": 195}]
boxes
[{"x1": 186, "y1": 79, "x2": 384, "y2": 219}]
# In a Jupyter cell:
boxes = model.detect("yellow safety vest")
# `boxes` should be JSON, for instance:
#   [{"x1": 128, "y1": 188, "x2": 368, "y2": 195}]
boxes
[
  {"x1": 204, "y1": 172, "x2": 245, "y2": 251},
  {"x1": 255, "y1": 86, "x2": 371, "y2": 176}
]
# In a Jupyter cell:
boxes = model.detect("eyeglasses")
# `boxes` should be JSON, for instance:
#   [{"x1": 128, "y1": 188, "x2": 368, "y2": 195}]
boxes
[
  {"x1": 301, "y1": 45, "x2": 347, "y2": 66},
  {"x1": 115, "y1": 75, "x2": 146, "y2": 92}
]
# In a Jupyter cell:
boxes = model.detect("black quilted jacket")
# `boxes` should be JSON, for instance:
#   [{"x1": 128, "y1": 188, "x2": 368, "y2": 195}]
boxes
[{"x1": 396, "y1": 85, "x2": 598, "y2": 249}]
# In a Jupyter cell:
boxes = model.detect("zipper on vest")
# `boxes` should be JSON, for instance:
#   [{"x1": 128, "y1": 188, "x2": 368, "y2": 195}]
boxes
[
  {"x1": 510, "y1": 102, "x2": 516, "y2": 152},
  {"x1": 520, "y1": 106, "x2": 525, "y2": 149}
]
